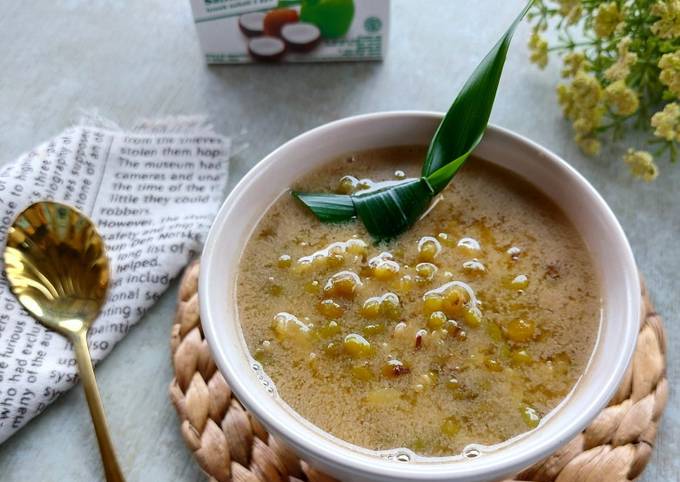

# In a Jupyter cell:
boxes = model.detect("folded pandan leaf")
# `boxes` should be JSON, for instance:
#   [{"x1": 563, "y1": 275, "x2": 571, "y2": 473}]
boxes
[
  {"x1": 294, "y1": 2, "x2": 533, "y2": 240},
  {"x1": 291, "y1": 192, "x2": 356, "y2": 222}
]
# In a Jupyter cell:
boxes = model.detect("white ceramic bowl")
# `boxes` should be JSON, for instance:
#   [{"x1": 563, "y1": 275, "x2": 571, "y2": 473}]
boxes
[{"x1": 200, "y1": 112, "x2": 639, "y2": 482}]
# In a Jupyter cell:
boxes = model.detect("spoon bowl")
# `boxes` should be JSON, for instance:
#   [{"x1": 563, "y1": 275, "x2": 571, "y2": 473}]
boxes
[
  {"x1": 4, "y1": 201, "x2": 108, "y2": 334},
  {"x1": 4, "y1": 201, "x2": 124, "y2": 482}
]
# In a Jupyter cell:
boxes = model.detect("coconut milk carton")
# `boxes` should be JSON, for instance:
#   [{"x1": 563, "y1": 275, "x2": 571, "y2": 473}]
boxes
[{"x1": 189, "y1": 0, "x2": 389, "y2": 63}]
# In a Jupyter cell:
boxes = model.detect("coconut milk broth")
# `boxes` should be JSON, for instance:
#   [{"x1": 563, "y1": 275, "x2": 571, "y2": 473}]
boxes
[{"x1": 236, "y1": 145, "x2": 601, "y2": 456}]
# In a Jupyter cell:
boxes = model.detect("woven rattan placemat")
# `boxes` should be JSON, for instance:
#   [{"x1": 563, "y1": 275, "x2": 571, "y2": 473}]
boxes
[{"x1": 169, "y1": 261, "x2": 668, "y2": 482}]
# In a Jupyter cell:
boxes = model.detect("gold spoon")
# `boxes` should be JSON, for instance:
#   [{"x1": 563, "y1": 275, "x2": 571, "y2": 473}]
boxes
[{"x1": 3, "y1": 201, "x2": 125, "y2": 482}]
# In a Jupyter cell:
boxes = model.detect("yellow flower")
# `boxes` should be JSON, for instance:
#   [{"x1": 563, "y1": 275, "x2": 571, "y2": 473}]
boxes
[
  {"x1": 557, "y1": 83, "x2": 575, "y2": 117},
  {"x1": 558, "y1": 0, "x2": 582, "y2": 24},
  {"x1": 604, "y1": 80, "x2": 639, "y2": 116},
  {"x1": 562, "y1": 52, "x2": 590, "y2": 78},
  {"x1": 572, "y1": 72, "x2": 603, "y2": 110},
  {"x1": 529, "y1": 32, "x2": 549, "y2": 69},
  {"x1": 558, "y1": 72, "x2": 605, "y2": 136},
  {"x1": 572, "y1": 116, "x2": 598, "y2": 135},
  {"x1": 624, "y1": 149, "x2": 659, "y2": 182},
  {"x1": 651, "y1": 0, "x2": 680, "y2": 39},
  {"x1": 594, "y1": 2, "x2": 624, "y2": 38},
  {"x1": 659, "y1": 51, "x2": 680, "y2": 98},
  {"x1": 575, "y1": 135, "x2": 601, "y2": 156},
  {"x1": 605, "y1": 37, "x2": 638, "y2": 81},
  {"x1": 651, "y1": 103, "x2": 680, "y2": 141}
]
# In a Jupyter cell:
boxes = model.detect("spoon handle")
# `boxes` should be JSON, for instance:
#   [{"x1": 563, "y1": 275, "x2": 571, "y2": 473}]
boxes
[{"x1": 72, "y1": 330, "x2": 126, "y2": 482}]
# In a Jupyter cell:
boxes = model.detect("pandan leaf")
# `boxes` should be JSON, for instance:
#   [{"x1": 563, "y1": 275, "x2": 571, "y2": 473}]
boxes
[
  {"x1": 293, "y1": 2, "x2": 532, "y2": 239},
  {"x1": 422, "y1": 1, "x2": 533, "y2": 192},
  {"x1": 352, "y1": 178, "x2": 434, "y2": 240},
  {"x1": 424, "y1": 150, "x2": 472, "y2": 195},
  {"x1": 291, "y1": 192, "x2": 355, "y2": 222}
]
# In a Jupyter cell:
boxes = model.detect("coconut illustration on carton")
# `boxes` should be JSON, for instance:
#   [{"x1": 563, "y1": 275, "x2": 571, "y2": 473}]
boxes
[{"x1": 240, "y1": 0, "x2": 355, "y2": 61}]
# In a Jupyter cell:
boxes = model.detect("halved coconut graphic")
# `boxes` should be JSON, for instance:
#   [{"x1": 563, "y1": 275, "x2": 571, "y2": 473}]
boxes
[
  {"x1": 248, "y1": 36, "x2": 286, "y2": 61},
  {"x1": 238, "y1": 12, "x2": 266, "y2": 37},
  {"x1": 281, "y1": 22, "x2": 321, "y2": 52}
]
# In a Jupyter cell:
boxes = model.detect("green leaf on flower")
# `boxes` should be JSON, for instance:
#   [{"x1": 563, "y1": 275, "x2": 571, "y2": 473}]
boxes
[{"x1": 293, "y1": 2, "x2": 532, "y2": 239}]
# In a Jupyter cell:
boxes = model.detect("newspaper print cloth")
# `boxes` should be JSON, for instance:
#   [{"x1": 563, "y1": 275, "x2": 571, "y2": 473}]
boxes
[{"x1": 0, "y1": 118, "x2": 229, "y2": 443}]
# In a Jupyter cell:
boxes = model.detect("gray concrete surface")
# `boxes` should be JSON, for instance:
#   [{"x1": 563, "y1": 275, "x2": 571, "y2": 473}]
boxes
[{"x1": 0, "y1": 1, "x2": 677, "y2": 481}]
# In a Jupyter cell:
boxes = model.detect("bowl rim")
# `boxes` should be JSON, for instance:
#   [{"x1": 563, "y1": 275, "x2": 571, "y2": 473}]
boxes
[{"x1": 200, "y1": 111, "x2": 640, "y2": 481}]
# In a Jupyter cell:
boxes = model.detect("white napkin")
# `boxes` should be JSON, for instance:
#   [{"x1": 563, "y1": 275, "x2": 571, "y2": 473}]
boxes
[{"x1": 0, "y1": 116, "x2": 229, "y2": 443}]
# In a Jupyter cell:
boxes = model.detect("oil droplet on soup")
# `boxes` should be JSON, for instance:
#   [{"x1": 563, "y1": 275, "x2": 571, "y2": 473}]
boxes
[{"x1": 237, "y1": 145, "x2": 600, "y2": 456}]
